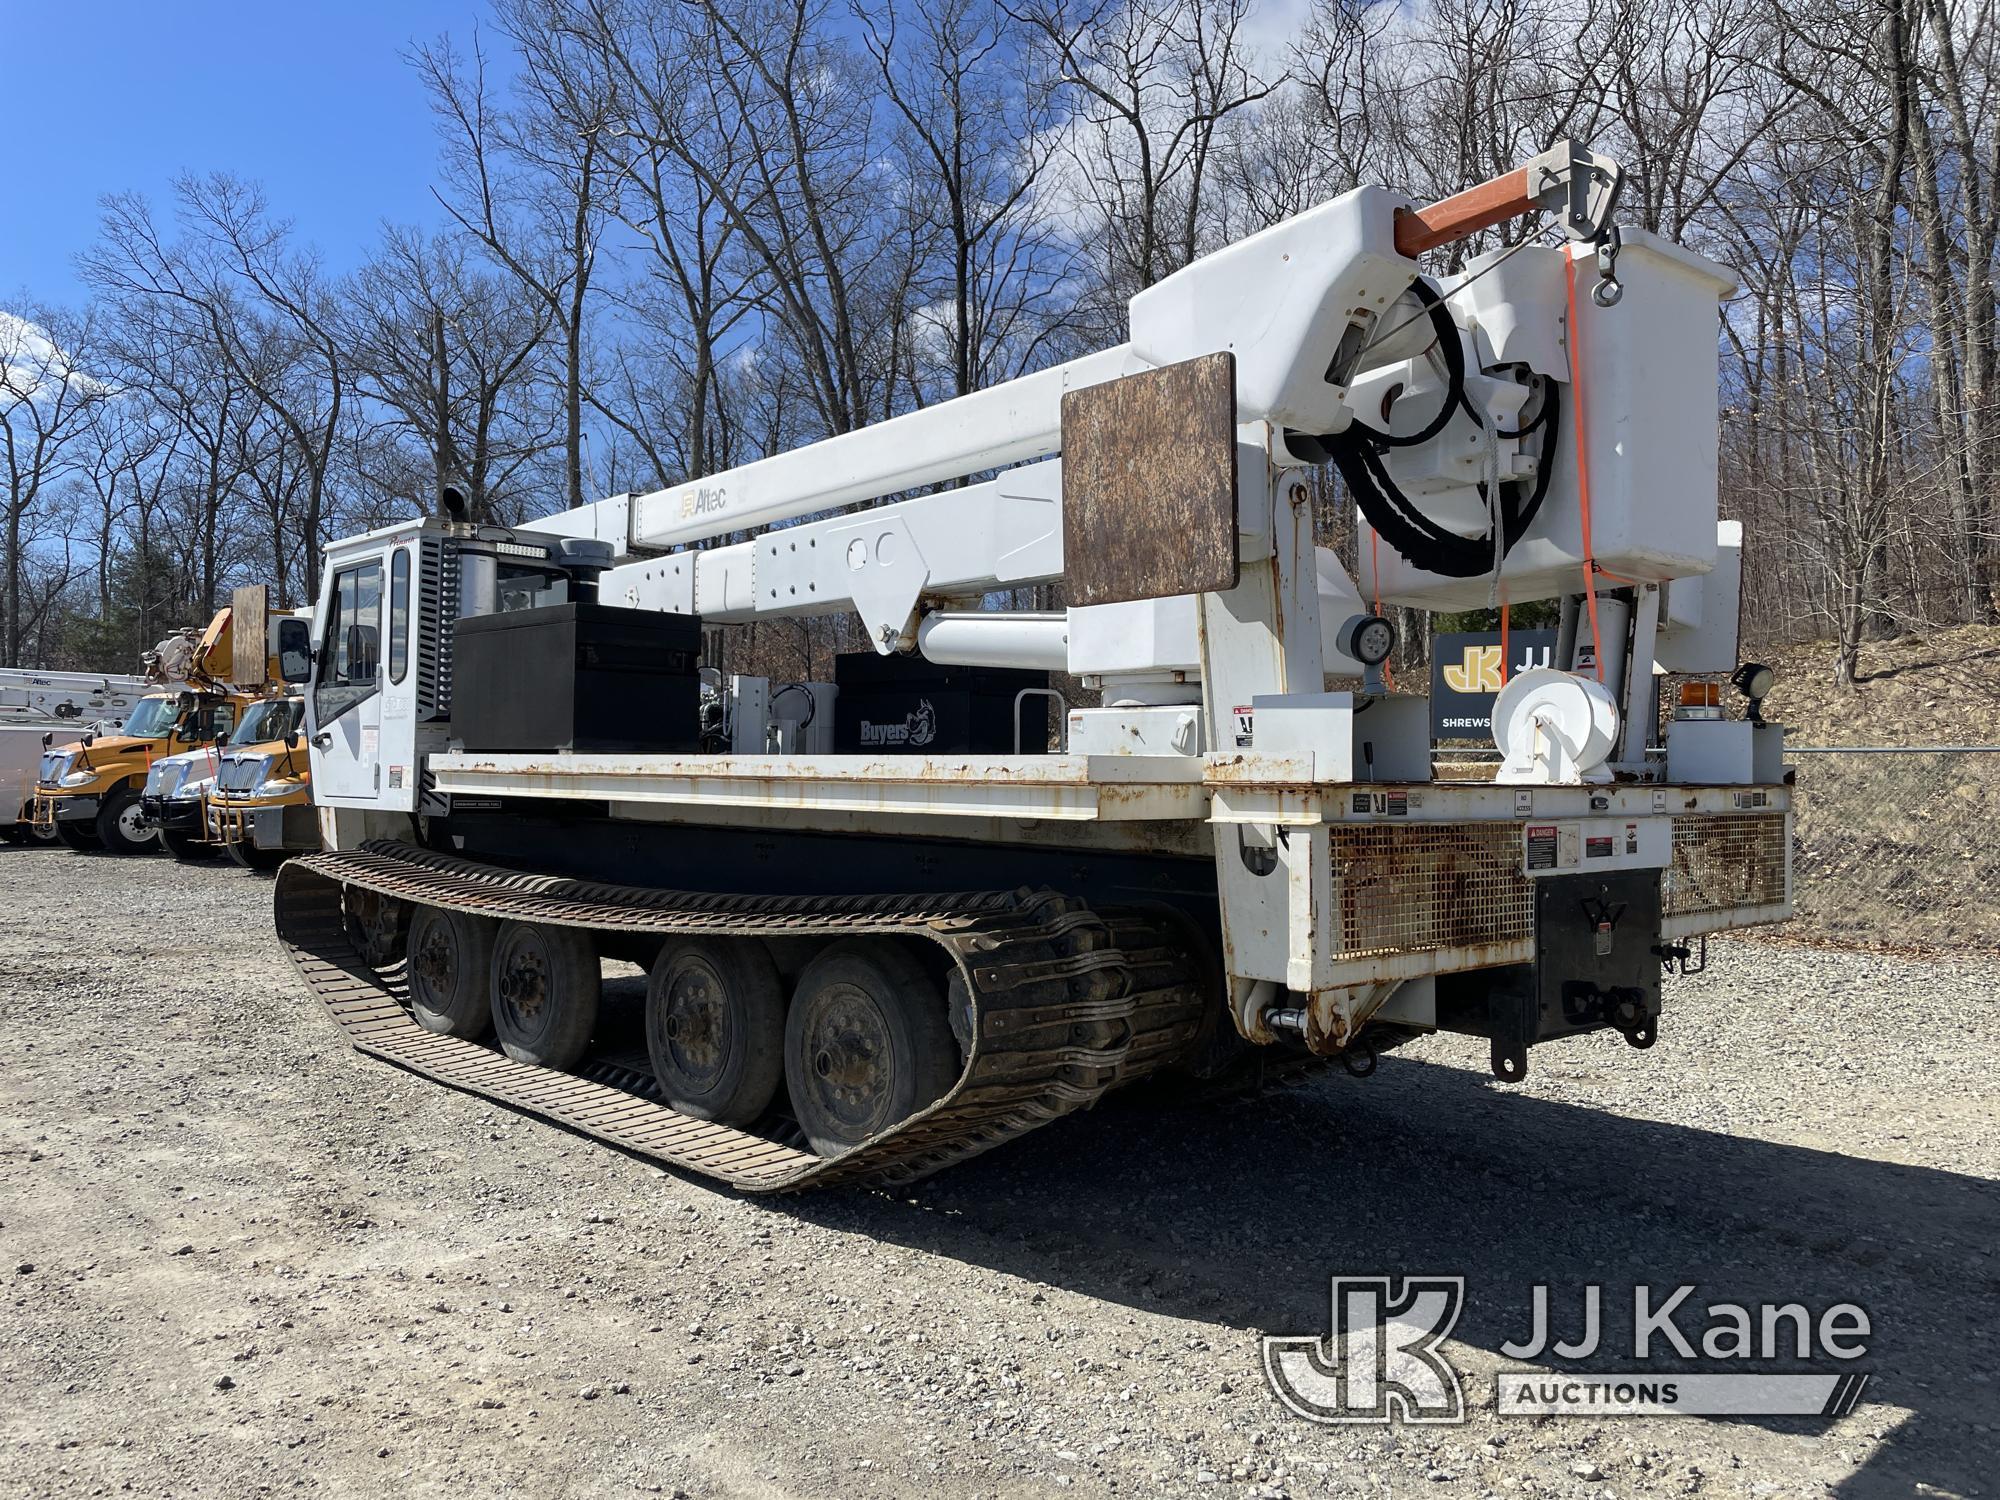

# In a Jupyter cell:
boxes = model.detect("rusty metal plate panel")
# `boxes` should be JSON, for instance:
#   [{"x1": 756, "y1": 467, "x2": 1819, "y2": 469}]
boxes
[
  {"x1": 1060, "y1": 352, "x2": 1238, "y2": 606},
  {"x1": 231, "y1": 584, "x2": 270, "y2": 688}
]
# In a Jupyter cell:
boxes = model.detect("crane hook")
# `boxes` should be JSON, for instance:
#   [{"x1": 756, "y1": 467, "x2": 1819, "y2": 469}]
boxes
[{"x1": 1591, "y1": 225, "x2": 1623, "y2": 308}]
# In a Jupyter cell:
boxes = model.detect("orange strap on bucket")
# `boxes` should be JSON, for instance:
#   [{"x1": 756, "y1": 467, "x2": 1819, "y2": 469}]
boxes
[
  {"x1": 1368, "y1": 528, "x2": 1396, "y2": 690},
  {"x1": 1562, "y1": 249, "x2": 1605, "y2": 681}
]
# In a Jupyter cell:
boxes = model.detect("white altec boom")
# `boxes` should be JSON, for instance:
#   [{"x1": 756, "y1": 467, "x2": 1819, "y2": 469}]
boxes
[{"x1": 275, "y1": 144, "x2": 1791, "y2": 1191}]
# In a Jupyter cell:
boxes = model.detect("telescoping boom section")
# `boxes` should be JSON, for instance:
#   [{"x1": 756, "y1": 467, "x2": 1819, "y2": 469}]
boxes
[{"x1": 277, "y1": 143, "x2": 1791, "y2": 1190}]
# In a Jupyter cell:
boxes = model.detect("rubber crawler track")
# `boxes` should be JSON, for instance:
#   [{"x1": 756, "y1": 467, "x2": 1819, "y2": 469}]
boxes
[{"x1": 274, "y1": 842, "x2": 1208, "y2": 1192}]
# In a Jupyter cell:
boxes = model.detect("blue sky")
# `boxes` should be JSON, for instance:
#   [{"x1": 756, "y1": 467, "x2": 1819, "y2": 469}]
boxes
[{"x1": 2, "y1": 0, "x2": 491, "y2": 306}]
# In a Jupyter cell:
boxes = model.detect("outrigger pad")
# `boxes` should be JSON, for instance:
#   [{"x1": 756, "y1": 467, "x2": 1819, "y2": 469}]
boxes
[
  {"x1": 232, "y1": 584, "x2": 270, "y2": 689},
  {"x1": 1060, "y1": 351, "x2": 1239, "y2": 606}
]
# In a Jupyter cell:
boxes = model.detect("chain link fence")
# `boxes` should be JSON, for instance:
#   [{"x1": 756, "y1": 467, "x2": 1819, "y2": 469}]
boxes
[
  {"x1": 1435, "y1": 744, "x2": 2000, "y2": 952},
  {"x1": 1787, "y1": 747, "x2": 2000, "y2": 953}
]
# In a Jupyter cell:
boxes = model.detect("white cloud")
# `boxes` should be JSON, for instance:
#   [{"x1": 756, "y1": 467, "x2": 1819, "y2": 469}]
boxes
[{"x1": 0, "y1": 310, "x2": 107, "y2": 405}]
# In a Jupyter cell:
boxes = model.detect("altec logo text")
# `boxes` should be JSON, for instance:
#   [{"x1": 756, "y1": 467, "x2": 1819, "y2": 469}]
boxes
[
  {"x1": 1263, "y1": 1279, "x2": 1872, "y2": 1424},
  {"x1": 676, "y1": 485, "x2": 730, "y2": 520}
]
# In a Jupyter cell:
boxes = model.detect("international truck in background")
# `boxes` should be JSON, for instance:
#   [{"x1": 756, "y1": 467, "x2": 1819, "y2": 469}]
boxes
[
  {"x1": 201, "y1": 692, "x2": 314, "y2": 868},
  {"x1": 275, "y1": 143, "x2": 1793, "y2": 1192},
  {"x1": 1, "y1": 670, "x2": 153, "y2": 843},
  {"x1": 137, "y1": 742, "x2": 224, "y2": 861},
  {"x1": 31, "y1": 590, "x2": 290, "y2": 854},
  {"x1": 139, "y1": 691, "x2": 312, "y2": 865}
]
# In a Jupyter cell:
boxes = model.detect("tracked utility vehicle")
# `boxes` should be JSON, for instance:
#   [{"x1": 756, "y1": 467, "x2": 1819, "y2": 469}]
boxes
[{"x1": 277, "y1": 146, "x2": 1791, "y2": 1190}]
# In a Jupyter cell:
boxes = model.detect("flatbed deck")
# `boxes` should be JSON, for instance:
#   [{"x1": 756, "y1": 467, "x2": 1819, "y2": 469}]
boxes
[{"x1": 431, "y1": 751, "x2": 1209, "y2": 822}]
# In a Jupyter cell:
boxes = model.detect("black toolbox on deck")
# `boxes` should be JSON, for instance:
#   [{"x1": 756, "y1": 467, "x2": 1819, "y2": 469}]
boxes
[
  {"x1": 833, "y1": 652, "x2": 1049, "y2": 754},
  {"x1": 453, "y1": 602, "x2": 702, "y2": 753}
]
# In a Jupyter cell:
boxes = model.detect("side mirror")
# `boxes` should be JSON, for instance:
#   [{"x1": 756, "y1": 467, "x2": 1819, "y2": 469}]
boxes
[
  {"x1": 288, "y1": 728, "x2": 303, "y2": 750},
  {"x1": 277, "y1": 618, "x2": 313, "y2": 685},
  {"x1": 41, "y1": 732, "x2": 52, "y2": 749}
]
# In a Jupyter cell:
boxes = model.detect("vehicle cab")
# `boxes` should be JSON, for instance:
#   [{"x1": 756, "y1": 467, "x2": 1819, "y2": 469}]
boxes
[{"x1": 284, "y1": 518, "x2": 605, "y2": 847}]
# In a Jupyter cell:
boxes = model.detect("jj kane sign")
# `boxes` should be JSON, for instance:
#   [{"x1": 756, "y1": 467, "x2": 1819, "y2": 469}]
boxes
[{"x1": 1430, "y1": 630, "x2": 1558, "y2": 739}]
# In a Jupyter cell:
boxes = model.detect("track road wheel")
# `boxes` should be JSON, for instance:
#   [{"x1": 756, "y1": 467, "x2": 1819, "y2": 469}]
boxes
[
  {"x1": 95, "y1": 788, "x2": 154, "y2": 855},
  {"x1": 645, "y1": 939, "x2": 785, "y2": 1124},
  {"x1": 159, "y1": 828, "x2": 211, "y2": 862},
  {"x1": 53, "y1": 819, "x2": 100, "y2": 852},
  {"x1": 408, "y1": 906, "x2": 497, "y2": 1039},
  {"x1": 490, "y1": 922, "x2": 599, "y2": 1069},
  {"x1": 784, "y1": 941, "x2": 960, "y2": 1157},
  {"x1": 345, "y1": 888, "x2": 409, "y2": 970},
  {"x1": 226, "y1": 840, "x2": 287, "y2": 872}
]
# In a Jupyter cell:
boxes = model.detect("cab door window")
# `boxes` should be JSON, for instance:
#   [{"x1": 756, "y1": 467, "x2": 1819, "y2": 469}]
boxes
[
  {"x1": 317, "y1": 562, "x2": 384, "y2": 723},
  {"x1": 197, "y1": 702, "x2": 237, "y2": 742},
  {"x1": 173, "y1": 698, "x2": 232, "y2": 744},
  {"x1": 389, "y1": 548, "x2": 411, "y2": 684}
]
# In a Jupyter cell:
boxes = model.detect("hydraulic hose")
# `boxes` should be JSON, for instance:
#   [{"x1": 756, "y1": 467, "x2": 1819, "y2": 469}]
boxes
[
  {"x1": 1323, "y1": 359, "x2": 1562, "y2": 580},
  {"x1": 1297, "y1": 272, "x2": 1562, "y2": 580},
  {"x1": 1354, "y1": 279, "x2": 1465, "y2": 450}
]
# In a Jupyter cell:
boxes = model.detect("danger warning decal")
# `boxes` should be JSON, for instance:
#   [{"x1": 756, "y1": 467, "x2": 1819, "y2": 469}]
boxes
[{"x1": 1525, "y1": 824, "x2": 1560, "y2": 871}]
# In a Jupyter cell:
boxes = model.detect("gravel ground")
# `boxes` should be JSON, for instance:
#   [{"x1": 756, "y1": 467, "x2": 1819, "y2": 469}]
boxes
[{"x1": 2, "y1": 844, "x2": 1994, "y2": 1500}]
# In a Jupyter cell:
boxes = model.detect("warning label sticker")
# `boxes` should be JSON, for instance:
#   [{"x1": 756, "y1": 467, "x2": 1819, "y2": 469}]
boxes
[
  {"x1": 1524, "y1": 821, "x2": 1593, "y2": 874},
  {"x1": 1525, "y1": 824, "x2": 1559, "y2": 871}
]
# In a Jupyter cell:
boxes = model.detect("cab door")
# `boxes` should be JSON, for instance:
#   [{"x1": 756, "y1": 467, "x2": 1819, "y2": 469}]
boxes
[{"x1": 310, "y1": 556, "x2": 387, "y2": 805}]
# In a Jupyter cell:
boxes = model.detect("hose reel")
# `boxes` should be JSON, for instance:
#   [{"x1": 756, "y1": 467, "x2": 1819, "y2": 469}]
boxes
[{"x1": 1292, "y1": 277, "x2": 1562, "y2": 581}]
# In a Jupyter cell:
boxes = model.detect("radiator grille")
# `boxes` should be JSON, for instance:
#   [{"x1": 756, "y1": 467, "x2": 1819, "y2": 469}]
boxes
[
  {"x1": 144, "y1": 759, "x2": 190, "y2": 798},
  {"x1": 1663, "y1": 812, "x2": 1789, "y2": 917},
  {"x1": 214, "y1": 755, "x2": 265, "y2": 796}
]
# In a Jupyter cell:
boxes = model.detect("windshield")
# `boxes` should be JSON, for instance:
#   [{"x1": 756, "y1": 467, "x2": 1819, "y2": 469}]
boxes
[
  {"x1": 230, "y1": 698, "x2": 301, "y2": 746},
  {"x1": 120, "y1": 696, "x2": 182, "y2": 739}
]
